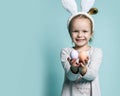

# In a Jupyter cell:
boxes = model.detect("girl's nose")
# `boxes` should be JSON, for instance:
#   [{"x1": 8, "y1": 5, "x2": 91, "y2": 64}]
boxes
[{"x1": 78, "y1": 32, "x2": 83, "y2": 37}]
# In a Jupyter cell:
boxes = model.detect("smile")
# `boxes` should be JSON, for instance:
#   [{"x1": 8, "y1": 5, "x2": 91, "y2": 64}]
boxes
[{"x1": 76, "y1": 39, "x2": 85, "y2": 42}]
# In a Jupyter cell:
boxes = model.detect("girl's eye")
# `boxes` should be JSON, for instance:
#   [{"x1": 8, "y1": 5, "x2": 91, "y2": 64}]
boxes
[
  {"x1": 73, "y1": 30, "x2": 79, "y2": 32},
  {"x1": 83, "y1": 30, "x2": 88, "y2": 33}
]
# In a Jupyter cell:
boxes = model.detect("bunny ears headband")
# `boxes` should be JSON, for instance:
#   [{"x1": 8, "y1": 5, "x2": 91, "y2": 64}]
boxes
[{"x1": 62, "y1": 0, "x2": 98, "y2": 30}]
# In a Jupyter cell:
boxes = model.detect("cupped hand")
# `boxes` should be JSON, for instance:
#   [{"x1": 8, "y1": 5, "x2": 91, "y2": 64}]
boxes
[
  {"x1": 67, "y1": 57, "x2": 80, "y2": 67},
  {"x1": 79, "y1": 51, "x2": 89, "y2": 65}
]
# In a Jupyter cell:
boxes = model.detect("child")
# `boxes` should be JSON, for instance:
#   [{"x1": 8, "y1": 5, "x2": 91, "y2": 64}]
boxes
[{"x1": 60, "y1": 0, "x2": 103, "y2": 96}]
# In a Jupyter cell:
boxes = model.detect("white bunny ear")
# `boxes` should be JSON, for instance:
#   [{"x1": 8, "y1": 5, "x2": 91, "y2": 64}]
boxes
[
  {"x1": 81, "y1": 0, "x2": 95, "y2": 12},
  {"x1": 62, "y1": 0, "x2": 78, "y2": 15}
]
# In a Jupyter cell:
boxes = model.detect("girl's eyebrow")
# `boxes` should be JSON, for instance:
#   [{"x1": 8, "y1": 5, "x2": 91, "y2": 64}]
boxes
[{"x1": 82, "y1": 29, "x2": 89, "y2": 31}]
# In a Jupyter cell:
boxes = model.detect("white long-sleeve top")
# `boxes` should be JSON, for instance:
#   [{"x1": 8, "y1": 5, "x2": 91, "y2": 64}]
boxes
[{"x1": 60, "y1": 47, "x2": 103, "y2": 96}]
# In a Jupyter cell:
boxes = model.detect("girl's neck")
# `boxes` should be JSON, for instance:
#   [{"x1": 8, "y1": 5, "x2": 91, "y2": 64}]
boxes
[{"x1": 73, "y1": 45, "x2": 91, "y2": 52}]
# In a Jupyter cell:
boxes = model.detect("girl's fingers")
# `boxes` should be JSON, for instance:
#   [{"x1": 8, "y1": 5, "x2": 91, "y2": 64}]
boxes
[
  {"x1": 67, "y1": 57, "x2": 70, "y2": 62},
  {"x1": 71, "y1": 59, "x2": 76, "y2": 64},
  {"x1": 71, "y1": 59, "x2": 80, "y2": 67},
  {"x1": 79, "y1": 62, "x2": 85, "y2": 68},
  {"x1": 81, "y1": 63, "x2": 84, "y2": 67},
  {"x1": 67, "y1": 57, "x2": 77, "y2": 66},
  {"x1": 85, "y1": 59, "x2": 88, "y2": 64},
  {"x1": 87, "y1": 56, "x2": 89, "y2": 60}
]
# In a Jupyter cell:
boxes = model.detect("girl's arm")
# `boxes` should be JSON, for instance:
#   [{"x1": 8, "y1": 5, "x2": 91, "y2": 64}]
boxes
[
  {"x1": 81, "y1": 48, "x2": 103, "y2": 81},
  {"x1": 60, "y1": 48, "x2": 82, "y2": 81}
]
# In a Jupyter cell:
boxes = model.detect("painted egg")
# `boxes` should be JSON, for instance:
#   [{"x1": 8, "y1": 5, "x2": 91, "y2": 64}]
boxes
[
  {"x1": 70, "y1": 50, "x2": 79, "y2": 59},
  {"x1": 79, "y1": 51, "x2": 88, "y2": 61}
]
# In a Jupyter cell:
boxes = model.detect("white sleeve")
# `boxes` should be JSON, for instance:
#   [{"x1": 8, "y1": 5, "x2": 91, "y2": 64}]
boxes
[
  {"x1": 60, "y1": 48, "x2": 82, "y2": 81},
  {"x1": 82, "y1": 48, "x2": 103, "y2": 81}
]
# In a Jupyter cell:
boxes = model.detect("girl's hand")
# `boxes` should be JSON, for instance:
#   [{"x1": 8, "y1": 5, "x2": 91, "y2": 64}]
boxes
[
  {"x1": 79, "y1": 51, "x2": 89, "y2": 65},
  {"x1": 67, "y1": 57, "x2": 81, "y2": 74},
  {"x1": 79, "y1": 62, "x2": 87, "y2": 76},
  {"x1": 67, "y1": 57, "x2": 80, "y2": 67}
]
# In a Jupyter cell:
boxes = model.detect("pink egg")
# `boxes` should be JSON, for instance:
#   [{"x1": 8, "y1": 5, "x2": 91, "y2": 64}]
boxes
[{"x1": 79, "y1": 51, "x2": 88, "y2": 62}]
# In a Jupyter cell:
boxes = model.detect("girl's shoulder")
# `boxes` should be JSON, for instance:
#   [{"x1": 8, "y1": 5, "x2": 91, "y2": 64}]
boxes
[
  {"x1": 90, "y1": 47, "x2": 103, "y2": 56},
  {"x1": 61, "y1": 47, "x2": 73, "y2": 51},
  {"x1": 61, "y1": 47, "x2": 73, "y2": 53},
  {"x1": 61, "y1": 46, "x2": 103, "y2": 55},
  {"x1": 61, "y1": 47, "x2": 102, "y2": 52},
  {"x1": 90, "y1": 47, "x2": 102, "y2": 52}
]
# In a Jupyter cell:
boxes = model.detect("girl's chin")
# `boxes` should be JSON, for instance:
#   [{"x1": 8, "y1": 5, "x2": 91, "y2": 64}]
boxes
[
  {"x1": 76, "y1": 41, "x2": 85, "y2": 45},
  {"x1": 75, "y1": 43, "x2": 85, "y2": 47}
]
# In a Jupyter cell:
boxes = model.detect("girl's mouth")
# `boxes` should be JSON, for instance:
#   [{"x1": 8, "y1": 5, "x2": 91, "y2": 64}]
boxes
[{"x1": 76, "y1": 39, "x2": 85, "y2": 42}]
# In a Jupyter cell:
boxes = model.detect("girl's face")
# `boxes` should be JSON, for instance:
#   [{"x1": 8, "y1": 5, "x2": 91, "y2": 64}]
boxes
[{"x1": 70, "y1": 18, "x2": 93, "y2": 48}]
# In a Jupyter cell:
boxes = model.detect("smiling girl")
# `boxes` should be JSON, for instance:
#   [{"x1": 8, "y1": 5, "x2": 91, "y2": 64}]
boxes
[{"x1": 60, "y1": 14, "x2": 103, "y2": 96}]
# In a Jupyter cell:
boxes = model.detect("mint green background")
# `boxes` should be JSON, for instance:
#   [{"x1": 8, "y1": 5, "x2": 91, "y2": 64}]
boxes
[{"x1": 0, "y1": 0, "x2": 120, "y2": 96}]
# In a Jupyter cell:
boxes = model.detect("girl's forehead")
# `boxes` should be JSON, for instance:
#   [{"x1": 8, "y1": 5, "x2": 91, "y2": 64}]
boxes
[
  {"x1": 71, "y1": 18, "x2": 92, "y2": 31},
  {"x1": 68, "y1": 16, "x2": 93, "y2": 32},
  {"x1": 72, "y1": 18, "x2": 91, "y2": 26},
  {"x1": 72, "y1": 18, "x2": 91, "y2": 23}
]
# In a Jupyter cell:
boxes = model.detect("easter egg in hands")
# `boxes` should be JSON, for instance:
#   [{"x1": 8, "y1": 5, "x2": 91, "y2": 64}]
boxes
[
  {"x1": 79, "y1": 51, "x2": 89, "y2": 64},
  {"x1": 70, "y1": 50, "x2": 79, "y2": 59}
]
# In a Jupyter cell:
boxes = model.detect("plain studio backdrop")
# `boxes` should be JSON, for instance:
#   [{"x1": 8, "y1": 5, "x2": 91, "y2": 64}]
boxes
[{"x1": 0, "y1": 0, "x2": 120, "y2": 96}]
